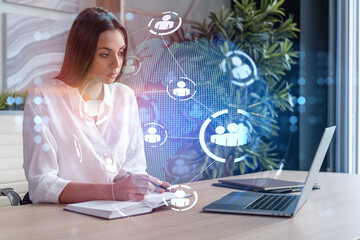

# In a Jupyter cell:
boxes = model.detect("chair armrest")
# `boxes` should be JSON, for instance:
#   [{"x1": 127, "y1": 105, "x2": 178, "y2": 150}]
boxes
[{"x1": 0, "y1": 188, "x2": 22, "y2": 206}]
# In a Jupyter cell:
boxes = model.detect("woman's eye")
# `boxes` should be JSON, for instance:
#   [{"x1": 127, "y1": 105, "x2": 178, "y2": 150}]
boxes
[
  {"x1": 118, "y1": 51, "x2": 125, "y2": 56},
  {"x1": 100, "y1": 53, "x2": 109, "y2": 58}
]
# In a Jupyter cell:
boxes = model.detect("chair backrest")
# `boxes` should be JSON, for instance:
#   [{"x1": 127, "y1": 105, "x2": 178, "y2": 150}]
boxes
[{"x1": 0, "y1": 113, "x2": 28, "y2": 207}]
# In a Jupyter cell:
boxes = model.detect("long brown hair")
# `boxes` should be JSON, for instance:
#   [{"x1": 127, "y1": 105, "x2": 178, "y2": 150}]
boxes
[{"x1": 55, "y1": 7, "x2": 128, "y2": 86}]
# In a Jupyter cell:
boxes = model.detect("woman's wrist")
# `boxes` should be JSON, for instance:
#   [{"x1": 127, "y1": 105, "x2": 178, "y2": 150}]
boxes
[{"x1": 58, "y1": 182, "x2": 115, "y2": 203}]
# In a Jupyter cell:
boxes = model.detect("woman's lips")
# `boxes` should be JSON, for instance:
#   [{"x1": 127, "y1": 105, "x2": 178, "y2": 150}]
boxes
[{"x1": 107, "y1": 73, "x2": 118, "y2": 78}]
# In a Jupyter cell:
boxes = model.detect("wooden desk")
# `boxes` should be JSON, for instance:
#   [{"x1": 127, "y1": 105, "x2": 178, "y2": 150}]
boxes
[{"x1": 1, "y1": 171, "x2": 360, "y2": 240}]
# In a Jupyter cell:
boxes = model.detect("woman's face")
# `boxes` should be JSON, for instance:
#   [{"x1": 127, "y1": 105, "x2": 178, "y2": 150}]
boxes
[{"x1": 86, "y1": 29, "x2": 126, "y2": 84}]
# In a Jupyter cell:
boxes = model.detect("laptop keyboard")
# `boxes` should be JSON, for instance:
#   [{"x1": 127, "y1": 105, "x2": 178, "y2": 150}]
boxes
[{"x1": 245, "y1": 195, "x2": 297, "y2": 211}]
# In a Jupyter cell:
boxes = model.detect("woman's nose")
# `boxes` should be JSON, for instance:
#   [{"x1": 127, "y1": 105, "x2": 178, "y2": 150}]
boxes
[{"x1": 111, "y1": 55, "x2": 122, "y2": 68}]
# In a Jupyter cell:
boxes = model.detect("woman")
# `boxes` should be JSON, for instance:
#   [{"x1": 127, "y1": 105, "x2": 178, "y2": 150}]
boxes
[{"x1": 23, "y1": 7, "x2": 171, "y2": 204}]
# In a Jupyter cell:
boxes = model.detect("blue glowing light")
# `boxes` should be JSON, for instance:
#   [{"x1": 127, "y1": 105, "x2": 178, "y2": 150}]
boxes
[
  {"x1": 34, "y1": 124, "x2": 42, "y2": 132},
  {"x1": 42, "y1": 143, "x2": 50, "y2": 152},
  {"x1": 325, "y1": 77, "x2": 333, "y2": 85},
  {"x1": 34, "y1": 135, "x2": 42, "y2": 144},
  {"x1": 43, "y1": 116, "x2": 50, "y2": 124},
  {"x1": 34, "y1": 116, "x2": 42, "y2": 124},
  {"x1": 15, "y1": 96, "x2": 23, "y2": 105},
  {"x1": 289, "y1": 116, "x2": 298, "y2": 124},
  {"x1": 317, "y1": 77, "x2": 324, "y2": 86},
  {"x1": 308, "y1": 116, "x2": 317, "y2": 124},
  {"x1": 290, "y1": 124, "x2": 298, "y2": 132},
  {"x1": 126, "y1": 12, "x2": 134, "y2": 21},
  {"x1": 297, "y1": 77, "x2": 306, "y2": 86},
  {"x1": 298, "y1": 105, "x2": 306, "y2": 113},
  {"x1": 7, "y1": 96, "x2": 15, "y2": 105},
  {"x1": 34, "y1": 96, "x2": 43, "y2": 105},
  {"x1": 297, "y1": 96, "x2": 306, "y2": 105}
]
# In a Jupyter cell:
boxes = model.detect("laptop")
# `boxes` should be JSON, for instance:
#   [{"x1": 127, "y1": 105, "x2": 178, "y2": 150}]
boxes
[{"x1": 203, "y1": 126, "x2": 336, "y2": 217}]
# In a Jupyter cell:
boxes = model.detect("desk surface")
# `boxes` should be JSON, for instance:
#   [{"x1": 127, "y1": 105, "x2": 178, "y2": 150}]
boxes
[{"x1": 1, "y1": 171, "x2": 360, "y2": 240}]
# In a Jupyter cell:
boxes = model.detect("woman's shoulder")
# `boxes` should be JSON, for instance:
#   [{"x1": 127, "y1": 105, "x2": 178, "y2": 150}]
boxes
[{"x1": 29, "y1": 79, "x2": 68, "y2": 94}]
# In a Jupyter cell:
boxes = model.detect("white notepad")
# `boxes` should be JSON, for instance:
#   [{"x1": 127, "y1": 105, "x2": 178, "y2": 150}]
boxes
[{"x1": 64, "y1": 192, "x2": 177, "y2": 219}]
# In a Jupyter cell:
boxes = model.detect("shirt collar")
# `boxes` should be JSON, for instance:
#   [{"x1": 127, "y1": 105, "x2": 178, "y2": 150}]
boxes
[
  {"x1": 67, "y1": 83, "x2": 114, "y2": 110},
  {"x1": 103, "y1": 84, "x2": 114, "y2": 108}
]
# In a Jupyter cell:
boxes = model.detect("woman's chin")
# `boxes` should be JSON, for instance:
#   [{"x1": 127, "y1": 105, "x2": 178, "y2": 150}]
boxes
[{"x1": 96, "y1": 77, "x2": 115, "y2": 84}]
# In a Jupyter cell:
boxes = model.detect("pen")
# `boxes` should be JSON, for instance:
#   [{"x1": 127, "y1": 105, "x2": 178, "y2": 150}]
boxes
[{"x1": 152, "y1": 183, "x2": 171, "y2": 192}]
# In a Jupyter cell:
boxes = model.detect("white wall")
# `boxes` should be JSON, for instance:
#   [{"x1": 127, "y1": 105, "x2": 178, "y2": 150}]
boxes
[
  {"x1": 0, "y1": 0, "x2": 230, "y2": 91},
  {"x1": 0, "y1": 0, "x2": 74, "y2": 92}
]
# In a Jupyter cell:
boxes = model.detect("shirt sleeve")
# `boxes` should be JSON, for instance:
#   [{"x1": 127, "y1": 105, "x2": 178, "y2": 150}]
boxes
[
  {"x1": 23, "y1": 87, "x2": 70, "y2": 203},
  {"x1": 122, "y1": 92, "x2": 147, "y2": 174}
]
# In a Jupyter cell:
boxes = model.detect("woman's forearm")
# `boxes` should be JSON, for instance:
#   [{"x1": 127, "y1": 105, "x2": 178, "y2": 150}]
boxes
[{"x1": 58, "y1": 182, "x2": 112, "y2": 203}]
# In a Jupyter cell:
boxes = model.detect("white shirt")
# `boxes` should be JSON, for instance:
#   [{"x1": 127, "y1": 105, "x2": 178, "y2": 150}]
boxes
[{"x1": 23, "y1": 79, "x2": 146, "y2": 203}]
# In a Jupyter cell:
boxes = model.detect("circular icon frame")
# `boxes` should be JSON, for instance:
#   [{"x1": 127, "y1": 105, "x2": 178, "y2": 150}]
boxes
[
  {"x1": 166, "y1": 77, "x2": 196, "y2": 101},
  {"x1": 221, "y1": 50, "x2": 258, "y2": 87},
  {"x1": 143, "y1": 123, "x2": 168, "y2": 147},
  {"x1": 148, "y1": 11, "x2": 182, "y2": 36},
  {"x1": 162, "y1": 184, "x2": 198, "y2": 211},
  {"x1": 199, "y1": 109, "x2": 251, "y2": 163}
]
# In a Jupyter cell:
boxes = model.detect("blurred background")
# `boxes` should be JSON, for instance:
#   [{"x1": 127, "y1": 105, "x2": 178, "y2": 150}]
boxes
[{"x1": 0, "y1": 0, "x2": 359, "y2": 205}]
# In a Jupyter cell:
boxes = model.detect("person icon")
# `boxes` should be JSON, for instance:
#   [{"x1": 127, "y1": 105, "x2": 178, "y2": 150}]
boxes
[
  {"x1": 172, "y1": 159, "x2": 190, "y2": 176},
  {"x1": 210, "y1": 123, "x2": 249, "y2": 146},
  {"x1": 173, "y1": 81, "x2": 190, "y2": 97},
  {"x1": 231, "y1": 56, "x2": 252, "y2": 80},
  {"x1": 121, "y1": 59, "x2": 136, "y2": 73},
  {"x1": 224, "y1": 123, "x2": 241, "y2": 146},
  {"x1": 224, "y1": 123, "x2": 249, "y2": 146},
  {"x1": 210, "y1": 126, "x2": 227, "y2": 145},
  {"x1": 236, "y1": 123, "x2": 250, "y2": 145},
  {"x1": 154, "y1": 14, "x2": 174, "y2": 30},
  {"x1": 104, "y1": 158, "x2": 117, "y2": 173},
  {"x1": 144, "y1": 127, "x2": 161, "y2": 143},
  {"x1": 170, "y1": 189, "x2": 190, "y2": 207}
]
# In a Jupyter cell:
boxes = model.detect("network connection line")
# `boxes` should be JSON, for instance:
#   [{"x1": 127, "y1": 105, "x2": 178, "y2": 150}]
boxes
[
  {"x1": 192, "y1": 97, "x2": 215, "y2": 114},
  {"x1": 129, "y1": 26, "x2": 151, "y2": 36},
  {"x1": 167, "y1": 136, "x2": 199, "y2": 140},
  {"x1": 135, "y1": 32, "x2": 152, "y2": 56},
  {"x1": 160, "y1": 35, "x2": 189, "y2": 78},
  {"x1": 185, "y1": 160, "x2": 216, "y2": 186}
]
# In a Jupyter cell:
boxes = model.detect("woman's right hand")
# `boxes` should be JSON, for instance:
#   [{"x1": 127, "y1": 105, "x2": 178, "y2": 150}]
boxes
[{"x1": 112, "y1": 174, "x2": 171, "y2": 201}]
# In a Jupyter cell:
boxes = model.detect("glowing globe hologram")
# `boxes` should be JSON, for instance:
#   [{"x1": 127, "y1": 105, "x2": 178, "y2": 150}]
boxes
[
  {"x1": 199, "y1": 109, "x2": 253, "y2": 163},
  {"x1": 143, "y1": 123, "x2": 168, "y2": 147},
  {"x1": 122, "y1": 56, "x2": 141, "y2": 77},
  {"x1": 220, "y1": 50, "x2": 257, "y2": 87},
  {"x1": 166, "y1": 77, "x2": 196, "y2": 101},
  {"x1": 162, "y1": 184, "x2": 198, "y2": 211},
  {"x1": 148, "y1": 11, "x2": 182, "y2": 36},
  {"x1": 122, "y1": 30, "x2": 278, "y2": 180}
]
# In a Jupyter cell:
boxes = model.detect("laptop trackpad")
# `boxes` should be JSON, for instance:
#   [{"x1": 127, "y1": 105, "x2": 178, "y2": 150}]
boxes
[{"x1": 210, "y1": 192, "x2": 259, "y2": 209}]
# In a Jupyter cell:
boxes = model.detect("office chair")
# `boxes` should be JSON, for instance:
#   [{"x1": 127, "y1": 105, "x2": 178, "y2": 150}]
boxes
[{"x1": 0, "y1": 188, "x2": 32, "y2": 206}]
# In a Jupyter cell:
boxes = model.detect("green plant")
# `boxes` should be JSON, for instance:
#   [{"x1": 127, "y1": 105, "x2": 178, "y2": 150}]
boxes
[
  {"x1": 0, "y1": 91, "x2": 28, "y2": 110},
  {"x1": 193, "y1": 0, "x2": 299, "y2": 176},
  {"x1": 167, "y1": 0, "x2": 299, "y2": 179}
]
